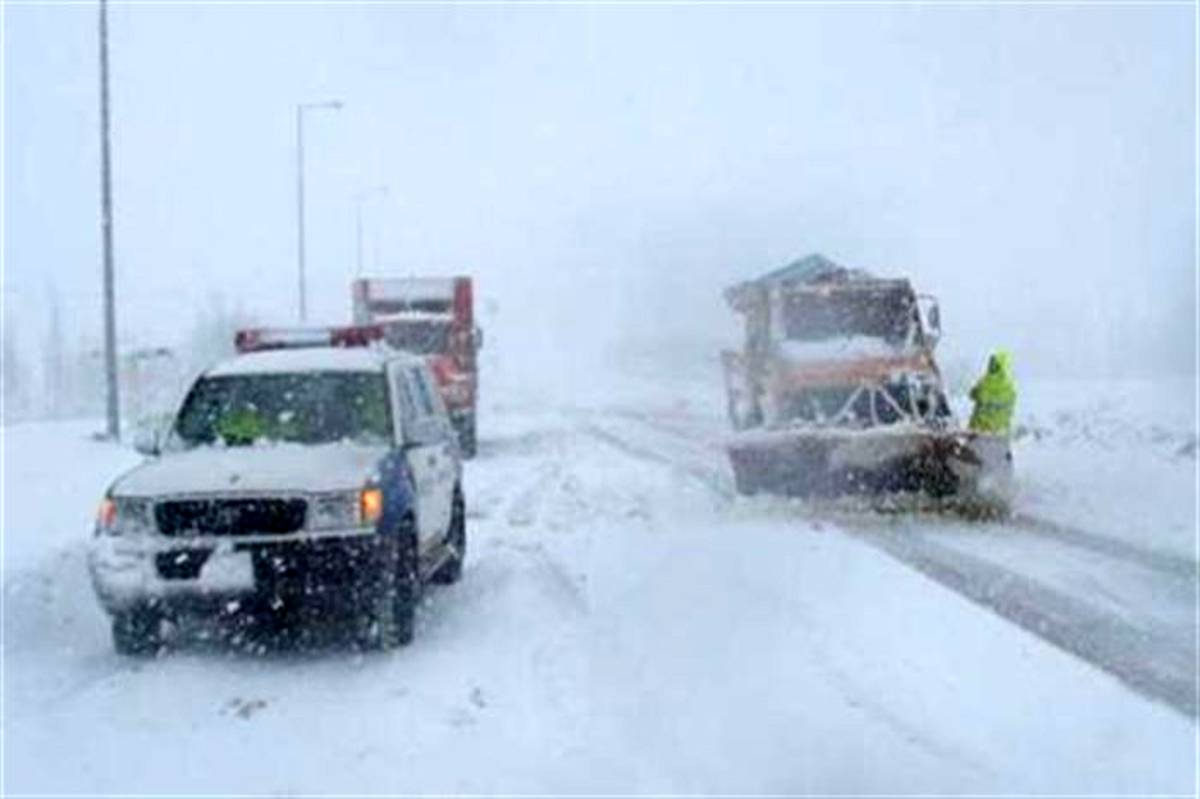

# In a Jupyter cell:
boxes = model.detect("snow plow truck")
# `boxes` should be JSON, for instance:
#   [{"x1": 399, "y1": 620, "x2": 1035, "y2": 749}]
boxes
[
  {"x1": 721, "y1": 254, "x2": 1012, "y2": 512},
  {"x1": 352, "y1": 277, "x2": 482, "y2": 457}
]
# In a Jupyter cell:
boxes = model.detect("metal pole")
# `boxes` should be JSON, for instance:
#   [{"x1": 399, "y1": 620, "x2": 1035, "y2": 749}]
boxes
[
  {"x1": 295, "y1": 106, "x2": 307, "y2": 322},
  {"x1": 98, "y1": 0, "x2": 120, "y2": 440},
  {"x1": 294, "y1": 100, "x2": 342, "y2": 321},
  {"x1": 355, "y1": 200, "x2": 364, "y2": 278}
]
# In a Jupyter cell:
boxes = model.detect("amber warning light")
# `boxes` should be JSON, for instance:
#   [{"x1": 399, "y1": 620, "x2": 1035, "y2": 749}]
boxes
[{"x1": 359, "y1": 488, "x2": 384, "y2": 525}]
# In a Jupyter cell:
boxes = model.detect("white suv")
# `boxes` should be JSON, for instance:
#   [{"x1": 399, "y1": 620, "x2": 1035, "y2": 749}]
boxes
[{"x1": 89, "y1": 330, "x2": 466, "y2": 654}]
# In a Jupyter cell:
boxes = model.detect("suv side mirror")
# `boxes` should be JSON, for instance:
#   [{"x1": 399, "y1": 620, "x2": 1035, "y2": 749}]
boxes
[{"x1": 132, "y1": 427, "x2": 160, "y2": 457}]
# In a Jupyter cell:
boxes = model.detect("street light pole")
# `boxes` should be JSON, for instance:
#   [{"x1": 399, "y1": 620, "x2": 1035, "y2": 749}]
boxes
[
  {"x1": 98, "y1": 0, "x2": 120, "y2": 440},
  {"x1": 294, "y1": 99, "x2": 343, "y2": 322},
  {"x1": 295, "y1": 105, "x2": 306, "y2": 322},
  {"x1": 354, "y1": 185, "x2": 388, "y2": 277}
]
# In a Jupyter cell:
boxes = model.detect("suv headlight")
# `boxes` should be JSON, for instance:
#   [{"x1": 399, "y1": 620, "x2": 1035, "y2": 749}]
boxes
[
  {"x1": 304, "y1": 491, "x2": 360, "y2": 527},
  {"x1": 309, "y1": 492, "x2": 358, "y2": 530},
  {"x1": 95, "y1": 496, "x2": 154, "y2": 537},
  {"x1": 309, "y1": 490, "x2": 382, "y2": 530}
]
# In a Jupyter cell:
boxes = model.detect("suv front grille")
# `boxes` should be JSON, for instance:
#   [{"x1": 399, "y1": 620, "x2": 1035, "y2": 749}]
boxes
[{"x1": 155, "y1": 498, "x2": 308, "y2": 537}]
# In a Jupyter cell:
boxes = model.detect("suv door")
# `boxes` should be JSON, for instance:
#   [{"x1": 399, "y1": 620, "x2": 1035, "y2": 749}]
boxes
[
  {"x1": 406, "y1": 363, "x2": 457, "y2": 539},
  {"x1": 388, "y1": 361, "x2": 443, "y2": 555}
]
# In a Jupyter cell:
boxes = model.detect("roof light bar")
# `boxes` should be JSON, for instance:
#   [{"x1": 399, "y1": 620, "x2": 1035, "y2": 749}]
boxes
[{"x1": 234, "y1": 324, "x2": 385, "y2": 354}]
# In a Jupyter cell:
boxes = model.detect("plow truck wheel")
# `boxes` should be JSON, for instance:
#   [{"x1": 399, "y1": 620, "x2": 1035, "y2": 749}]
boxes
[
  {"x1": 731, "y1": 457, "x2": 760, "y2": 496},
  {"x1": 456, "y1": 414, "x2": 477, "y2": 459}
]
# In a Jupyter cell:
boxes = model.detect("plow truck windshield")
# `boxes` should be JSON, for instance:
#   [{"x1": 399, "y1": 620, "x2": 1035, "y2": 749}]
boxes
[
  {"x1": 779, "y1": 285, "x2": 916, "y2": 349},
  {"x1": 381, "y1": 319, "x2": 452, "y2": 355}
]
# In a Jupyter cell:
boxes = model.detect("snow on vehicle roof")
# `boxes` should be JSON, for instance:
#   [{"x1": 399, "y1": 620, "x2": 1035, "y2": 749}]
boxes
[
  {"x1": 206, "y1": 346, "x2": 420, "y2": 377},
  {"x1": 362, "y1": 277, "x2": 455, "y2": 302},
  {"x1": 777, "y1": 335, "x2": 911, "y2": 362},
  {"x1": 375, "y1": 310, "x2": 454, "y2": 323},
  {"x1": 724, "y1": 253, "x2": 912, "y2": 311}
]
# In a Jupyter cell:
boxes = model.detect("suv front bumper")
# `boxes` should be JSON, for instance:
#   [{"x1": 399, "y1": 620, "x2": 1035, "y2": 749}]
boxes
[{"x1": 88, "y1": 530, "x2": 388, "y2": 617}]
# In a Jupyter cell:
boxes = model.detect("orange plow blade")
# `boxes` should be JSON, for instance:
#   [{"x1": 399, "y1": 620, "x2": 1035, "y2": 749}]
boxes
[{"x1": 727, "y1": 427, "x2": 1012, "y2": 514}]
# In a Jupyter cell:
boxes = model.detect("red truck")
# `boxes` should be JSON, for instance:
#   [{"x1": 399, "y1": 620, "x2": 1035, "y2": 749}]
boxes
[{"x1": 352, "y1": 277, "x2": 483, "y2": 457}]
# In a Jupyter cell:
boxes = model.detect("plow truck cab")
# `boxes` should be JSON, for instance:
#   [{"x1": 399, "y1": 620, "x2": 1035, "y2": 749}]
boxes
[{"x1": 721, "y1": 254, "x2": 1012, "y2": 512}]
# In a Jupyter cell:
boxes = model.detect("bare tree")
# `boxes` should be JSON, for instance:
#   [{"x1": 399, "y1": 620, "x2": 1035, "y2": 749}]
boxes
[
  {"x1": 43, "y1": 284, "x2": 65, "y2": 418},
  {"x1": 2, "y1": 317, "x2": 29, "y2": 423},
  {"x1": 186, "y1": 292, "x2": 258, "y2": 376}
]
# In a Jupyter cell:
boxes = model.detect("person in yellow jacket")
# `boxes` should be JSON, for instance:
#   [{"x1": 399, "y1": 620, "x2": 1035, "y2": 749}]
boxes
[{"x1": 969, "y1": 350, "x2": 1017, "y2": 434}]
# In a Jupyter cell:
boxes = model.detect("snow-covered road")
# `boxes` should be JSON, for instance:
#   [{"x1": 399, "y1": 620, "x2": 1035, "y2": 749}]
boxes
[
  {"x1": 583, "y1": 403, "x2": 1199, "y2": 717},
  {"x1": 3, "y1": 386, "x2": 1196, "y2": 794}
]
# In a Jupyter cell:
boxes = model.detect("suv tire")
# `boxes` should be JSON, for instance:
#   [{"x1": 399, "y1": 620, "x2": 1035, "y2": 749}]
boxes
[
  {"x1": 393, "y1": 521, "x2": 418, "y2": 646},
  {"x1": 360, "y1": 520, "x2": 418, "y2": 650},
  {"x1": 431, "y1": 491, "x2": 466, "y2": 585},
  {"x1": 112, "y1": 606, "x2": 162, "y2": 656}
]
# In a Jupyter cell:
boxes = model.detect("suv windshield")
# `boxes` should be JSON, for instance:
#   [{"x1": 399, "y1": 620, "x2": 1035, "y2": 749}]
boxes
[{"x1": 173, "y1": 371, "x2": 391, "y2": 448}]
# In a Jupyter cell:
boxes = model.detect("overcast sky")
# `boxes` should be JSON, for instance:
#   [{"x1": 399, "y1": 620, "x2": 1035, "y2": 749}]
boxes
[{"x1": 3, "y1": 2, "x2": 1196, "y2": 383}]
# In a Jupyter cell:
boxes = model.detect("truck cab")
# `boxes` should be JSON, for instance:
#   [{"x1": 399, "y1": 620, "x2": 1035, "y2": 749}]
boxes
[
  {"x1": 352, "y1": 276, "x2": 482, "y2": 456},
  {"x1": 721, "y1": 254, "x2": 1011, "y2": 509},
  {"x1": 723, "y1": 255, "x2": 948, "y2": 432},
  {"x1": 88, "y1": 325, "x2": 466, "y2": 655}
]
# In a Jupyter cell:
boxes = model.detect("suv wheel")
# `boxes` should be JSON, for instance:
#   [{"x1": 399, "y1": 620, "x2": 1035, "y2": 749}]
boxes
[
  {"x1": 360, "y1": 519, "x2": 418, "y2": 650},
  {"x1": 112, "y1": 606, "x2": 163, "y2": 656},
  {"x1": 432, "y1": 491, "x2": 466, "y2": 585},
  {"x1": 393, "y1": 521, "x2": 418, "y2": 646}
]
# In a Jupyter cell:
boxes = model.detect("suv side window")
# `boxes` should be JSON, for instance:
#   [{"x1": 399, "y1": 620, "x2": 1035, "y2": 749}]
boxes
[
  {"x1": 407, "y1": 366, "x2": 436, "y2": 417},
  {"x1": 392, "y1": 363, "x2": 442, "y2": 446},
  {"x1": 389, "y1": 364, "x2": 418, "y2": 442},
  {"x1": 413, "y1": 364, "x2": 449, "y2": 420}
]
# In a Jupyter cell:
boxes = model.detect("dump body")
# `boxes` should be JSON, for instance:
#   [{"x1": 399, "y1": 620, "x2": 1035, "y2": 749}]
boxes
[
  {"x1": 352, "y1": 277, "x2": 482, "y2": 457},
  {"x1": 722, "y1": 254, "x2": 1011, "y2": 510}
]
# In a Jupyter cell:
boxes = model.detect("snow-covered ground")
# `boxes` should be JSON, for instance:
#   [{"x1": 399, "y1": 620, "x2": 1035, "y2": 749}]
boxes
[
  {"x1": 1014, "y1": 378, "x2": 1197, "y2": 562},
  {"x1": 2, "y1": 368, "x2": 1196, "y2": 794}
]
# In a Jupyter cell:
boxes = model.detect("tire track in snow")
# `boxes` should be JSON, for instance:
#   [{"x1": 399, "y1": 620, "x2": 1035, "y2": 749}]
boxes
[
  {"x1": 503, "y1": 460, "x2": 563, "y2": 528},
  {"x1": 578, "y1": 421, "x2": 735, "y2": 501},
  {"x1": 854, "y1": 526, "x2": 1197, "y2": 717},
  {"x1": 469, "y1": 424, "x2": 573, "y2": 528},
  {"x1": 562, "y1": 421, "x2": 1000, "y2": 782},
  {"x1": 582, "y1": 408, "x2": 1199, "y2": 718},
  {"x1": 1008, "y1": 512, "x2": 1198, "y2": 580},
  {"x1": 491, "y1": 539, "x2": 588, "y2": 617},
  {"x1": 728, "y1": 570, "x2": 998, "y2": 779}
]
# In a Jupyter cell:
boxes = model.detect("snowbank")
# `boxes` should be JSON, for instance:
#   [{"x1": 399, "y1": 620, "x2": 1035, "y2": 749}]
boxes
[{"x1": 1002, "y1": 377, "x2": 1196, "y2": 562}]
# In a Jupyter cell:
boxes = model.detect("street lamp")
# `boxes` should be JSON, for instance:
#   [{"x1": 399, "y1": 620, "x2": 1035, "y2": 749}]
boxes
[
  {"x1": 98, "y1": 0, "x2": 120, "y2": 440},
  {"x1": 354, "y1": 185, "x2": 389, "y2": 277},
  {"x1": 295, "y1": 99, "x2": 343, "y2": 322}
]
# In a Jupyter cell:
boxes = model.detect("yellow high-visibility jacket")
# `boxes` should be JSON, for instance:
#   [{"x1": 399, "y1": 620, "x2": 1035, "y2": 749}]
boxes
[{"x1": 969, "y1": 351, "x2": 1017, "y2": 434}]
